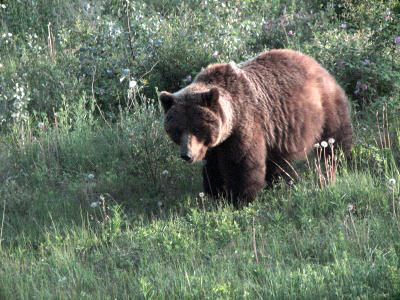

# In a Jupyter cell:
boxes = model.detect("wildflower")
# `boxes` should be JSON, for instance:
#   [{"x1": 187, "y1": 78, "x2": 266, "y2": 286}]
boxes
[
  {"x1": 340, "y1": 23, "x2": 347, "y2": 29},
  {"x1": 38, "y1": 122, "x2": 45, "y2": 129},
  {"x1": 336, "y1": 60, "x2": 345, "y2": 67},
  {"x1": 362, "y1": 59, "x2": 370, "y2": 65},
  {"x1": 157, "y1": 201, "x2": 163, "y2": 207},
  {"x1": 314, "y1": 143, "x2": 320, "y2": 148},
  {"x1": 129, "y1": 80, "x2": 137, "y2": 89},
  {"x1": 388, "y1": 178, "x2": 396, "y2": 186},
  {"x1": 114, "y1": 28, "x2": 122, "y2": 36},
  {"x1": 328, "y1": 138, "x2": 335, "y2": 145},
  {"x1": 385, "y1": 9, "x2": 393, "y2": 21},
  {"x1": 58, "y1": 276, "x2": 67, "y2": 283},
  {"x1": 88, "y1": 173, "x2": 95, "y2": 180},
  {"x1": 347, "y1": 203, "x2": 354, "y2": 213},
  {"x1": 0, "y1": 63, "x2": 3, "y2": 68},
  {"x1": 0, "y1": 4, "x2": 6, "y2": 9},
  {"x1": 153, "y1": 39, "x2": 162, "y2": 47},
  {"x1": 212, "y1": 51, "x2": 219, "y2": 58},
  {"x1": 199, "y1": 192, "x2": 205, "y2": 199},
  {"x1": 161, "y1": 170, "x2": 169, "y2": 177},
  {"x1": 354, "y1": 81, "x2": 368, "y2": 95},
  {"x1": 90, "y1": 201, "x2": 100, "y2": 208},
  {"x1": 262, "y1": 21, "x2": 271, "y2": 32},
  {"x1": 395, "y1": 36, "x2": 400, "y2": 46},
  {"x1": 321, "y1": 141, "x2": 328, "y2": 148},
  {"x1": 288, "y1": 30, "x2": 295, "y2": 36},
  {"x1": 183, "y1": 75, "x2": 192, "y2": 84}
]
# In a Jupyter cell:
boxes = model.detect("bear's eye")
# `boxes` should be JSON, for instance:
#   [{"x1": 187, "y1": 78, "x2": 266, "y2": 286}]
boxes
[{"x1": 192, "y1": 128, "x2": 200, "y2": 136}]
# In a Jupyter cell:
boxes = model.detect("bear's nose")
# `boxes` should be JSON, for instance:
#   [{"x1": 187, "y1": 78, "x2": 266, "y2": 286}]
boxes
[{"x1": 180, "y1": 153, "x2": 193, "y2": 162}]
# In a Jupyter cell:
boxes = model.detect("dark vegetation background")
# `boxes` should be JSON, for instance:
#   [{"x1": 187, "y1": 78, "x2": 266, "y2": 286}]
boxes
[{"x1": 0, "y1": 0, "x2": 399, "y2": 298}]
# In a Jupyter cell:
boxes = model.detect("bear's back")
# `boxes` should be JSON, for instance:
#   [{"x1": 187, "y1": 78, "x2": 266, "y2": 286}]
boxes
[{"x1": 238, "y1": 49, "x2": 345, "y2": 158}]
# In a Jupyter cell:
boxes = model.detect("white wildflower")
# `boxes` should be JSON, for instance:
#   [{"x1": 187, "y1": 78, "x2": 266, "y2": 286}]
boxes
[
  {"x1": 328, "y1": 138, "x2": 335, "y2": 145},
  {"x1": 321, "y1": 141, "x2": 328, "y2": 148},
  {"x1": 38, "y1": 122, "x2": 45, "y2": 129},
  {"x1": 347, "y1": 203, "x2": 354, "y2": 212},
  {"x1": 157, "y1": 201, "x2": 163, "y2": 207},
  {"x1": 161, "y1": 170, "x2": 169, "y2": 177},
  {"x1": 388, "y1": 178, "x2": 396, "y2": 186},
  {"x1": 129, "y1": 80, "x2": 137, "y2": 89},
  {"x1": 183, "y1": 75, "x2": 192, "y2": 83},
  {"x1": 362, "y1": 59, "x2": 370, "y2": 66},
  {"x1": 199, "y1": 192, "x2": 205, "y2": 198},
  {"x1": 58, "y1": 276, "x2": 67, "y2": 283},
  {"x1": 90, "y1": 201, "x2": 100, "y2": 208},
  {"x1": 314, "y1": 143, "x2": 320, "y2": 148},
  {"x1": 88, "y1": 173, "x2": 95, "y2": 180},
  {"x1": 212, "y1": 51, "x2": 219, "y2": 58}
]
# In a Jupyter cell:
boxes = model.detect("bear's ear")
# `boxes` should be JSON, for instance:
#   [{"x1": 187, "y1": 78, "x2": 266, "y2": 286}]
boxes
[
  {"x1": 159, "y1": 92, "x2": 175, "y2": 113},
  {"x1": 201, "y1": 87, "x2": 219, "y2": 108}
]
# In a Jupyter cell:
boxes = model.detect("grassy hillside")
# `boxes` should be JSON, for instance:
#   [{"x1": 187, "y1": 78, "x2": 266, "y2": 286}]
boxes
[{"x1": 0, "y1": 0, "x2": 400, "y2": 298}]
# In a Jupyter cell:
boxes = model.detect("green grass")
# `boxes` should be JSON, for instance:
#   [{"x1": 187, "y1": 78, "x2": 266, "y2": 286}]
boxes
[
  {"x1": 0, "y1": 105, "x2": 399, "y2": 298},
  {"x1": 1, "y1": 171, "x2": 400, "y2": 298},
  {"x1": 1, "y1": 0, "x2": 400, "y2": 298}
]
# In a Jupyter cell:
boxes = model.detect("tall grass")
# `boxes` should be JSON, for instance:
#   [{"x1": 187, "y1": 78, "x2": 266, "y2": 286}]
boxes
[{"x1": 0, "y1": 0, "x2": 399, "y2": 298}]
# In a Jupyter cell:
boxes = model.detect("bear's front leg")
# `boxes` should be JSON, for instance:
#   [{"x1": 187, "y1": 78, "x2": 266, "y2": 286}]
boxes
[
  {"x1": 202, "y1": 149, "x2": 226, "y2": 199},
  {"x1": 225, "y1": 155, "x2": 266, "y2": 207},
  {"x1": 221, "y1": 134, "x2": 267, "y2": 207}
]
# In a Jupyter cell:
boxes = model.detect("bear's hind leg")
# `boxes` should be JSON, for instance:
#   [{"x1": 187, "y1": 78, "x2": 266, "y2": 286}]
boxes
[{"x1": 265, "y1": 156, "x2": 296, "y2": 188}]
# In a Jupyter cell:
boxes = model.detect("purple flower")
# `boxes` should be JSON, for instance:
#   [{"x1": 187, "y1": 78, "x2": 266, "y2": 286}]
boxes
[
  {"x1": 355, "y1": 81, "x2": 368, "y2": 95},
  {"x1": 183, "y1": 75, "x2": 192, "y2": 84},
  {"x1": 362, "y1": 59, "x2": 370, "y2": 66},
  {"x1": 395, "y1": 36, "x2": 400, "y2": 46},
  {"x1": 336, "y1": 60, "x2": 345, "y2": 67}
]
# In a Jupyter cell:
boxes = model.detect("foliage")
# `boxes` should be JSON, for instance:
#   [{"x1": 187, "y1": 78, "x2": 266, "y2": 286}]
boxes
[{"x1": 0, "y1": 0, "x2": 400, "y2": 298}]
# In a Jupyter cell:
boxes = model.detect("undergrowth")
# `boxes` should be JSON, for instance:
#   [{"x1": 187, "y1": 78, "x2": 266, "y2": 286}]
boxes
[{"x1": 0, "y1": 0, "x2": 400, "y2": 298}]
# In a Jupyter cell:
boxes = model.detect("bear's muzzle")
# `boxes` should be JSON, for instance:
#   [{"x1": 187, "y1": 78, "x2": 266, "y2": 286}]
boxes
[{"x1": 180, "y1": 132, "x2": 206, "y2": 163}]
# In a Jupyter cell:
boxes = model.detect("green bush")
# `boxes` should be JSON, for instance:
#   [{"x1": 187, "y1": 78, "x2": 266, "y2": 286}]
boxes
[{"x1": 1, "y1": 1, "x2": 400, "y2": 297}]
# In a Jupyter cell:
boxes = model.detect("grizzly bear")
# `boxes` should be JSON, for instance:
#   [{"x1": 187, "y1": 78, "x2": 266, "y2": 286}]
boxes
[{"x1": 159, "y1": 49, "x2": 352, "y2": 206}]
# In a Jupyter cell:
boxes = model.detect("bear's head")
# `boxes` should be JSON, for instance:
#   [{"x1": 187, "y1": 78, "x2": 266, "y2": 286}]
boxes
[{"x1": 159, "y1": 87, "x2": 231, "y2": 163}]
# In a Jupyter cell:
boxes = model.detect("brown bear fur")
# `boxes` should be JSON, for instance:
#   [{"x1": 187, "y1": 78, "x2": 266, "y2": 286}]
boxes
[{"x1": 159, "y1": 49, "x2": 353, "y2": 206}]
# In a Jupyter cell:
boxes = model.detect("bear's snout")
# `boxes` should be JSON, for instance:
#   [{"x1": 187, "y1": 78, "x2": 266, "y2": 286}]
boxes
[
  {"x1": 180, "y1": 132, "x2": 207, "y2": 163},
  {"x1": 180, "y1": 153, "x2": 193, "y2": 162}
]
